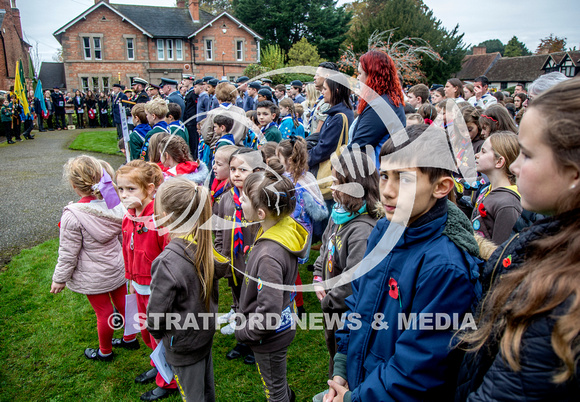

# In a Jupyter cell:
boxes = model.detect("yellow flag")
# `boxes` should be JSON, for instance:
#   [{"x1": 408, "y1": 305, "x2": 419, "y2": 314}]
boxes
[{"x1": 14, "y1": 59, "x2": 29, "y2": 113}]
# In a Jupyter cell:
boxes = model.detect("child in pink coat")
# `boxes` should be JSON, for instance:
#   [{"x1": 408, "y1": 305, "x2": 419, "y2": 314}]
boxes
[{"x1": 51, "y1": 155, "x2": 138, "y2": 361}]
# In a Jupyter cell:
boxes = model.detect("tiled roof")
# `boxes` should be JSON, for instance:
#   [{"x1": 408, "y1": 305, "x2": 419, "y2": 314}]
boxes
[
  {"x1": 38, "y1": 62, "x2": 66, "y2": 90},
  {"x1": 485, "y1": 54, "x2": 548, "y2": 83},
  {"x1": 111, "y1": 4, "x2": 214, "y2": 38},
  {"x1": 455, "y1": 52, "x2": 501, "y2": 81}
]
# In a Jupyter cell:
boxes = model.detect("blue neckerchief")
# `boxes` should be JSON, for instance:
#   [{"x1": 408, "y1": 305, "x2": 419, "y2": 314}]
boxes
[
  {"x1": 331, "y1": 203, "x2": 367, "y2": 225},
  {"x1": 220, "y1": 103, "x2": 232, "y2": 109},
  {"x1": 261, "y1": 121, "x2": 277, "y2": 133},
  {"x1": 153, "y1": 120, "x2": 169, "y2": 130}
]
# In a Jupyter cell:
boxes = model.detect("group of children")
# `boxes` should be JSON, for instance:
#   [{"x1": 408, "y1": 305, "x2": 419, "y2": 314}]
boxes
[{"x1": 49, "y1": 73, "x2": 580, "y2": 402}]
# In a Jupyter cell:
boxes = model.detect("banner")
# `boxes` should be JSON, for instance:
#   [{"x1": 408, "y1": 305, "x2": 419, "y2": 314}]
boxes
[
  {"x1": 119, "y1": 103, "x2": 130, "y2": 163},
  {"x1": 34, "y1": 80, "x2": 47, "y2": 114},
  {"x1": 14, "y1": 60, "x2": 29, "y2": 114}
]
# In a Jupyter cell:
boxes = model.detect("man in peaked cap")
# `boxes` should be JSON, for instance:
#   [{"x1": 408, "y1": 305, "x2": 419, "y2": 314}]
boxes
[
  {"x1": 111, "y1": 83, "x2": 128, "y2": 139},
  {"x1": 262, "y1": 78, "x2": 273, "y2": 88},
  {"x1": 132, "y1": 77, "x2": 150, "y2": 104},
  {"x1": 207, "y1": 78, "x2": 220, "y2": 110},
  {"x1": 181, "y1": 75, "x2": 199, "y2": 158},
  {"x1": 236, "y1": 76, "x2": 250, "y2": 110},
  {"x1": 247, "y1": 81, "x2": 261, "y2": 110},
  {"x1": 146, "y1": 83, "x2": 161, "y2": 100},
  {"x1": 160, "y1": 77, "x2": 185, "y2": 116},
  {"x1": 290, "y1": 80, "x2": 305, "y2": 103}
]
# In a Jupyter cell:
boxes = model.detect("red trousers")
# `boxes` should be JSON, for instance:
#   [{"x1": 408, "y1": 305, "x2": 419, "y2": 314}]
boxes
[
  {"x1": 136, "y1": 292, "x2": 177, "y2": 390},
  {"x1": 86, "y1": 284, "x2": 137, "y2": 355}
]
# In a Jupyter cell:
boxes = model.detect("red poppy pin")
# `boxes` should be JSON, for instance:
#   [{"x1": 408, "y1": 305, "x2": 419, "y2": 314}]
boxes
[
  {"x1": 503, "y1": 254, "x2": 512, "y2": 268},
  {"x1": 478, "y1": 203, "x2": 487, "y2": 218},
  {"x1": 389, "y1": 278, "x2": 403, "y2": 307},
  {"x1": 388, "y1": 278, "x2": 399, "y2": 299}
]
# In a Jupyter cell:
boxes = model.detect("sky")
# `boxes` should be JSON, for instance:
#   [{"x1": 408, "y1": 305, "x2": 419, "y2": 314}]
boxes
[{"x1": 17, "y1": 0, "x2": 580, "y2": 68}]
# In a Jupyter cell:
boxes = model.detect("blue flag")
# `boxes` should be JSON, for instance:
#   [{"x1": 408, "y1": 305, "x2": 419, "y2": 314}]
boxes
[{"x1": 34, "y1": 80, "x2": 47, "y2": 114}]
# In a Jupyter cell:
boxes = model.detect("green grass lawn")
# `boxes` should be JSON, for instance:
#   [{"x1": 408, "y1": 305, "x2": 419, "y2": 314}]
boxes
[
  {"x1": 0, "y1": 240, "x2": 329, "y2": 401},
  {"x1": 68, "y1": 129, "x2": 120, "y2": 155}
]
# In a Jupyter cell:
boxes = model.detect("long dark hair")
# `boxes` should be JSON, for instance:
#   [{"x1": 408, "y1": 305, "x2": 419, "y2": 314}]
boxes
[
  {"x1": 326, "y1": 75, "x2": 352, "y2": 109},
  {"x1": 459, "y1": 78, "x2": 580, "y2": 383}
]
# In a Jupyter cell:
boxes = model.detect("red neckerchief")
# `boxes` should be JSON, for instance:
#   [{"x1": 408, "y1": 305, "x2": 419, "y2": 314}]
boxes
[
  {"x1": 211, "y1": 178, "x2": 228, "y2": 204},
  {"x1": 231, "y1": 187, "x2": 244, "y2": 256}
]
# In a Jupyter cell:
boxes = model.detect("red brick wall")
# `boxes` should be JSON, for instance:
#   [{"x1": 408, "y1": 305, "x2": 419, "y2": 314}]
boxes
[
  {"x1": 59, "y1": 4, "x2": 259, "y2": 92},
  {"x1": 0, "y1": 0, "x2": 32, "y2": 90}
]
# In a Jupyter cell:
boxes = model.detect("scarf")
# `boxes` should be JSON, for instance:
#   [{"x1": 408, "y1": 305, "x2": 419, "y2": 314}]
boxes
[
  {"x1": 261, "y1": 121, "x2": 277, "y2": 133},
  {"x1": 232, "y1": 187, "x2": 244, "y2": 256},
  {"x1": 331, "y1": 203, "x2": 367, "y2": 225},
  {"x1": 211, "y1": 178, "x2": 228, "y2": 204}
]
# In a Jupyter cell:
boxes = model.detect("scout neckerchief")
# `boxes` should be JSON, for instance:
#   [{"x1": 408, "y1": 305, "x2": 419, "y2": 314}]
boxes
[
  {"x1": 231, "y1": 187, "x2": 244, "y2": 256},
  {"x1": 211, "y1": 178, "x2": 228, "y2": 204},
  {"x1": 140, "y1": 121, "x2": 169, "y2": 160},
  {"x1": 261, "y1": 121, "x2": 277, "y2": 134}
]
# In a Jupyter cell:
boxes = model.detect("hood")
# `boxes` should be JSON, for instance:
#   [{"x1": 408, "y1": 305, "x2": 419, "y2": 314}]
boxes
[
  {"x1": 494, "y1": 184, "x2": 520, "y2": 198},
  {"x1": 168, "y1": 160, "x2": 199, "y2": 176},
  {"x1": 174, "y1": 236, "x2": 231, "y2": 280},
  {"x1": 442, "y1": 200, "x2": 480, "y2": 258},
  {"x1": 180, "y1": 161, "x2": 209, "y2": 184},
  {"x1": 65, "y1": 200, "x2": 124, "y2": 243},
  {"x1": 256, "y1": 216, "x2": 309, "y2": 260}
]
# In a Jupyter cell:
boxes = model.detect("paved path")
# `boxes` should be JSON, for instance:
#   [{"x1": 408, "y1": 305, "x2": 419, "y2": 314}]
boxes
[{"x1": 0, "y1": 129, "x2": 124, "y2": 265}]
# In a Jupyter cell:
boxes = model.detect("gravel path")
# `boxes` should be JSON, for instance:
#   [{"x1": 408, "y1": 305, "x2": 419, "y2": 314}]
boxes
[{"x1": 0, "y1": 129, "x2": 124, "y2": 265}]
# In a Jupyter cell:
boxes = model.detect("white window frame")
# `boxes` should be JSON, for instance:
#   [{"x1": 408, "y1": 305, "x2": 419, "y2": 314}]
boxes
[
  {"x1": 176, "y1": 39, "x2": 183, "y2": 60},
  {"x1": 205, "y1": 39, "x2": 213, "y2": 61},
  {"x1": 81, "y1": 77, "x2": 89, "y2": 92},
  {"x1": 83, "y1": 37, "x2": 91, "y2": 60},
  {"x1": 126, "y1": 38, "x2": 135, "y2": 60},
  {"x1": 236, "y1": 40, "x2": 243, "y2": 61},
  {"x1": 93, "y1": 37, "x2": 102, "y2": 60},
  {"x1": 157, "y1": 39, "x2": 165, "y2": 60},
  {"x1": 166, "y1": 39, "x2": 174, "y2": 60}
]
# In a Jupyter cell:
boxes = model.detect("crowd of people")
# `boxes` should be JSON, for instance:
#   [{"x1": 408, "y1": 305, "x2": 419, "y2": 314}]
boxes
[{"x1": 46, "y1": 49, "x2": 580, "y2": 402}]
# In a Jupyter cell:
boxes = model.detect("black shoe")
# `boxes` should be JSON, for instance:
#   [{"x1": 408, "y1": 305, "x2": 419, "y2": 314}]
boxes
[
  {"x1": 290, "y1": 389, "x2": 296, "y2": 402},
  {"x1": 140, "y1": 387, "x2": 177, "y2": 401},
  {"x1": 226, "y1": 343, "x2": 250, "y2": 360},
  {"x1": 297, "y1": 305, "x2": 306, "y2": 320},
  {"x1": 135, "y1": 368, "x2": 158, "y2": 384},
  {"x1": 48, "y1": 129, "x2": 55, "y2": 131},
  {"x1": 7, "y1": 140, "x2": 15, "y2": 144},
  {"x1": 24, "y1": 135, "x2": 34, "y2": 140},
  {"x1": 84, "y1": 348, "x2": 114, "y2": 362},
  {"x1": 112, "y1": 338, "x2": 140, "y2": 350},
  {"x1": 243, "y1": 353, "x2": 256, "y2": 365},
  {"x1": 39, "y1": 129, "x2": 47, "y2": 132}
]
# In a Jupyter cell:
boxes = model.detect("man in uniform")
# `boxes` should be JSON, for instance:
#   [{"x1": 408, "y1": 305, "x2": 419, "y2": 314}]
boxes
[
  {"x1": 207, "y1": 78, "x2": 220, "y2": 110},
  {"x1": 112, "y1": 83, "x2": 128, "y2": 139},
  {"x1": 290, "y1": 80, "x2": 305, "y2": 103},
  {"x1": 159, "y1": 78, "x2": 185, "y2": 114},
  {"x1": 146, "y1": 83, "x2": 162, "y2": 100},
  {"x1": 132, "y1": 77, "x2": 150, "y2": 104},
  {"x1": 181, "y1": 75, "x2": 200, "y2": 159},
  {"x1": 51, "y1": 86, "x2": 67, "y2": 130},
  {"x1": 196, "y1": 76, "x2": 213, "y2": 123}
]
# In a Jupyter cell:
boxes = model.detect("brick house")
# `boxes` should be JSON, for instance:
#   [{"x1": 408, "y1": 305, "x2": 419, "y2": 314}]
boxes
[
  {"x1": 53, "y1": 0, "x2": 262, "y2": 93},
  {"x1": 0, "y1": 0, "x2": 31, "y2": 90}
]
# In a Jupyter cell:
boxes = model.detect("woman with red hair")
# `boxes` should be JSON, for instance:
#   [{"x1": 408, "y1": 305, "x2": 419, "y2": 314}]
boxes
[{"x1": 350, "y1": 50, "x2": 406, "y2": 163}]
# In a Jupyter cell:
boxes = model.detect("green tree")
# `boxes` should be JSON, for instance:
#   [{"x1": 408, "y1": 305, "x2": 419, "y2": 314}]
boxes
[
  {"x1": 260, "y1": 44, "x2": 286, "y2": 70},
  {"x1": 536, "y1": 34, "x2": 567, "y2": 54},
  {"x1": 232, "y1": 0, "x2": 351, "y2": 60},
  {"x1": 199, "y1": 0, "x2": 232, "y2": 14},
  {"x1": 287, "y1": 38, "x2": 323, "y2": 67},
  {"x1": 504, "y1": 36, "x2": 531, "y2": 57},
  {"x1": 468, "y1": 39, "x2": 504, "y2": 55},
  {"x1": 346, "y1": 0, "x2": 466, "y2": 84}
]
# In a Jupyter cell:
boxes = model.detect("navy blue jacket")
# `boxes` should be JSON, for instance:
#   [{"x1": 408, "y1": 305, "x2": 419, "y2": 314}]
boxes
[
  {"x1": 335, "y1": 200, "x2": 482, "y2": 402},
  {"x1": 112, "y1": 91, "x2": 128, "y2": 125},
  {"x1": 197, "y1": 92, "x2": 210, "y2": 123},
  {"x1": 308, "y1": 103, "x2": 354, "y2": 170},
  {"x1": 350, "y1": 94, "x2": 406, "y2": 162},
  {"x1": 166, "y1": 90, "x2": 185, "y2": 116}
]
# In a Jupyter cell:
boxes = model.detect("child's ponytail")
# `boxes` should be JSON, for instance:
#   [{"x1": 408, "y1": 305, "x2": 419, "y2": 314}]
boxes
[
  {"x1": 276, "y1": 136, "x2": 308, "y2": 182},
  {"x1": 244, "y1": 169, "x2": 296, "y2": 218},
  {"x1": 279, "y1": 98, "x2": 299, "y2": 129}
]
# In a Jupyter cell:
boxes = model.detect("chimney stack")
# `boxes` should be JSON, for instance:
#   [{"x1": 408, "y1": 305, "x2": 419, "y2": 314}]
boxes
[
  {"x1": 473, "y1": 46, "x2": 487, "y2": 56},
  {"x1": 94, "y1": 0, "x2": 109, "y2": 4},
  {"x1": 189, "y1": 0, "x2": 200, "y2": 23},
  {"x1": 176, "y1": 0, "x2": 186, "y2": 7}
]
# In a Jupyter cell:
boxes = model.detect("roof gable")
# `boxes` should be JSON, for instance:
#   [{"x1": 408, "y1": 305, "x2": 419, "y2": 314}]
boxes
[
  {"x1": 189, "y1": 12, "x2": 263, "y2": 40},
  {"x1": 38, "y1": 62, "x2": 66, "y2": 89},
  {"x1": 53, "y1": 1, "x2": 152, "y2": 38}
]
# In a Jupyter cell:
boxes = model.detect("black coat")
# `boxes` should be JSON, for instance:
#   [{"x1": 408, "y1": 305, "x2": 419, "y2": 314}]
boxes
[
  {"x1": 455, "y1": 211, "x2": 580, "y2": 401},
  {"x1": 51, "y1": 91, "x2": 65, "y2": 114}
]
